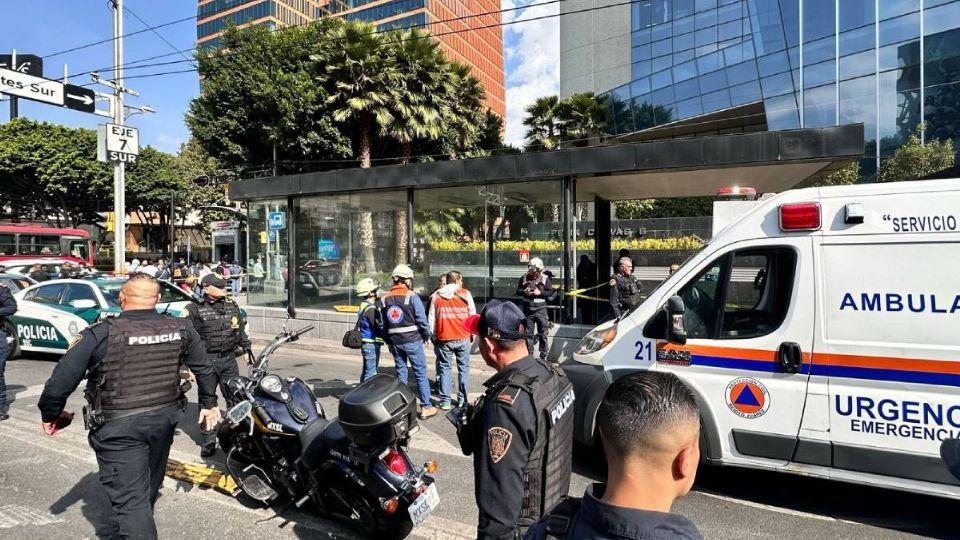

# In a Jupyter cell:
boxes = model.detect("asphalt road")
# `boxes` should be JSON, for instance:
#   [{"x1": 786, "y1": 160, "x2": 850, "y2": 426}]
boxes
[{"x1": 1, "y1": 348, "x2": 957, "y2": 539}]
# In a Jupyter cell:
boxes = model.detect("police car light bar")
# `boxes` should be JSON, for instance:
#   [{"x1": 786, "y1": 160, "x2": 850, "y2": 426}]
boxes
[{"x1": 779, "y1": 202, "x2": 821, "y2": 231}]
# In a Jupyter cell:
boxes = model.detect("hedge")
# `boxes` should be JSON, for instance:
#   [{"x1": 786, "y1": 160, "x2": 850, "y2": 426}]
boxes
[{"x1": 426, "y1": 236, "x2": 703, "y2": 252}]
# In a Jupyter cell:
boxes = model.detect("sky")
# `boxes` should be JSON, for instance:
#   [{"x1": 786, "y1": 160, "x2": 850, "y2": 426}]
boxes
[{"x1": 0, "y1": 0, "x2": 559, "y2": 154}]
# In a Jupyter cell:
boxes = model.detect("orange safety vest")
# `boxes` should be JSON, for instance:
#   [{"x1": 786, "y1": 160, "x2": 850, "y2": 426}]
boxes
[{"x1": 433, "y1": 288, "x2": 472, "y2": 342}]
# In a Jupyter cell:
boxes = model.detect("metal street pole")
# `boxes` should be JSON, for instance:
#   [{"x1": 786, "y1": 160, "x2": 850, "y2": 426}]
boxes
[
  {"x1": 9, "y1": 50, "x2": 17, "y2": 120},
  {"x1": 169, "y1": 192, "x2": 176, "y2": 257},
  {"x1": 111, "y1": 0, "x2": 126, "y2": 273}
]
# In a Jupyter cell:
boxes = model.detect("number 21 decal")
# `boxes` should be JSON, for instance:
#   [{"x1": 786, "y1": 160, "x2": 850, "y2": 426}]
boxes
[{"x1": 635, "y1": 340, "x2": 653, "y2": 362}]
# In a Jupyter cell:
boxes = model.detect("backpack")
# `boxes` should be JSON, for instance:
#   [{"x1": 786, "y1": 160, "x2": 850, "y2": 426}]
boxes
[{"x1": 537, "y1": 497, "x2": 582, "y2": 540}]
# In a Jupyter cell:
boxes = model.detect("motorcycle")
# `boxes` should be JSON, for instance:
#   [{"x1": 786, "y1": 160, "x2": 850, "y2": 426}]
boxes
[{"x1": 218, "y1": 321, "x2": 440, "y2": 539}]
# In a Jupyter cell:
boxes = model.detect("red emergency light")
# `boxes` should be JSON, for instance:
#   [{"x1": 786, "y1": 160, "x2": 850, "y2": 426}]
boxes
[{"x1": 779, "y1": 202, "x2": 821, "y2": 231}]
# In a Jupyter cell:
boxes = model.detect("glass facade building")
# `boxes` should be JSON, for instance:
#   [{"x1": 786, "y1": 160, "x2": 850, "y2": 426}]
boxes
[{"x1": 600, "y1": 0, "x2": 960, "y2": 173}]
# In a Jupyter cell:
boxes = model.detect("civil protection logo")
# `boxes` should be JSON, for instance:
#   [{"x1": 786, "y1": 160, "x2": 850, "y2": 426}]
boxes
[
  {"x1": 386, "y1": 305, "x2": 405, "y2": 324},
  {"x1": 725, "y1": 377, "x2": 770, "y2": 419}
]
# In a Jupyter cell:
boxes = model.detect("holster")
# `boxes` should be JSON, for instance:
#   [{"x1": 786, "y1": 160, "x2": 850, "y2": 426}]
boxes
[
  {"x1": 448, "y1": 405, "x2": 474, "y2": 456},
  {"x1": 82, "y1": 405, "x2": 104, "y2": 432}
]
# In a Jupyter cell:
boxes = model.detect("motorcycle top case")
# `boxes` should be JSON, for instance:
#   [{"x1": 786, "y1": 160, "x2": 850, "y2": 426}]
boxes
[{"x1": 338, "y1": 374, "x2": 418, "y2": 448}]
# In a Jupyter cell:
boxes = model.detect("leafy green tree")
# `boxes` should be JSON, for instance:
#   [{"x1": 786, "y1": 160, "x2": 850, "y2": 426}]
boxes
[
  {"x1": 0, "y1": 119, "x2": 110, "y2": 227},
  {"x1": 125, "y1": 147, "x2": 192, "y2": 253},
  {"x1": 557, "y1": 92, "x2": 610, "y2": 147},
  {"x1": 523, "y1": 95, "x2": 562, "y2": 151},
  {"x1": 878, "y1": 123, "x2": 955, "y2": 182},
  {"x1": 615, "y1": 197, "x2": 714, "y2": 219},
  {"x1": 441, "y1": 62, "x2": 487, "y2": 159},
  {"x1": 803, "y1": 161, "x2": 860, "y2": 187}
]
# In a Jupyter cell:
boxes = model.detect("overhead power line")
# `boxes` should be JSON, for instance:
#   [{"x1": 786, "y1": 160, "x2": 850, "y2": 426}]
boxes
[
  {"x1": 43, "y1": 14, "x2": 196, "y2": 59},
  {"x1": 123, "y1": 5, "x2": 196, "y2": 66}
]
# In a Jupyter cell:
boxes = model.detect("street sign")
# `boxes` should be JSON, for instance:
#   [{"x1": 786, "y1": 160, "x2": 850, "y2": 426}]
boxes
[
  {"x1": 268, "y1": 230, "x2": 277, "y2": 242},
  {"x1": 0, "y1": 67, "x2": 63, "y2": 106},
  {"x1": 0, "y1": 54, "x2": 43, "y2": 77},
  {"x1": 268, "y1": 212, "x2": 285, "y2": 231},
  {"x1": 97, "y1": 123, "x2": 140, "y2": 164},
  {"x1": 211, "y1": 220, "x2": 239, "y2": 230},
  {"x1": 64, "y1": 83, "x2": 96, "y2": 113}
]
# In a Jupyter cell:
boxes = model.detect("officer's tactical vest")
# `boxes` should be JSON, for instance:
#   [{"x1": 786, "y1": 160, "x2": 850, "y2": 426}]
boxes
[
  {"x1": 381, "y1": 287, "x2": 420, "y2": 345},
  {"x1": 195, "y1": 298, "x2": 242, "y2": 353},
  {"x1": 92, "y1": 317, "x2": 185, "y2": 415},
  {"x1": 521, "y1": 274, "x2": 550, "y2": 311},
  {"x1": 612, "y1": 273, "x2": 643, "y2": 311},
  {"x1": 485, "y1": 360, "x2": 576, "y2": 529}
]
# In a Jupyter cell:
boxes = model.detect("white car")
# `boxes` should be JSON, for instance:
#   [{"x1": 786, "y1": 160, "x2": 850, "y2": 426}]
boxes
[{"x1": 9, "y1": 277, "x2": 196, "y2": 357}]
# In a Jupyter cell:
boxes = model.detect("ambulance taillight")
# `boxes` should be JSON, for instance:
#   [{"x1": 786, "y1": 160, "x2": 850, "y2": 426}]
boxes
[{"x1": 779, "y1": 202, "x2": 821, "y2": 231}]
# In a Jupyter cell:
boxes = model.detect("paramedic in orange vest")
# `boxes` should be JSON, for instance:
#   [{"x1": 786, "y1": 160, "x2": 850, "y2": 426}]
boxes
[{"x1": 428, "y1": 270, "x2": 477, "y2": 410}]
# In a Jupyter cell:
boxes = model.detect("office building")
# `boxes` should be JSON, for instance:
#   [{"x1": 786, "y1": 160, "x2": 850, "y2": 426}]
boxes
[
  {"x1": 196, "y1": 0, "x2": 505, "y2": 117},
  {"x1": 561, "y1": 0, "x2": 960, "y2": 173}
]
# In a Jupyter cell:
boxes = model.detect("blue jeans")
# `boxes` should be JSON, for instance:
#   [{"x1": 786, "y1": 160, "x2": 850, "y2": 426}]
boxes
[
  {"x1": 435, "y1": 339, "x2": 471, "y2": 406},
  {"x1": 389, "y1": 341, "x2": 431, "y2": 408},
  {"x1": 359, "y1": 342, "x2": 381, "y2": 382},
  {"x1": 0, "y1": 330, "x2": 7, "y2": 411}
]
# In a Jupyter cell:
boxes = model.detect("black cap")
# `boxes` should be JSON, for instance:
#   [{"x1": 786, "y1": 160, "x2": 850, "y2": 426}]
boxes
[
  {"x1": 200, "y1": 274, "x2": 227, "y2": 288},
  {"x1": 463, "y1": 299, "x2": 528, "y2": 341}
]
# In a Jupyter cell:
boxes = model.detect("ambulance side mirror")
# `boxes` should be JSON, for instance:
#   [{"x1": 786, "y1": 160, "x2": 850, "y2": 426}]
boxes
[{"x1": 665, "y1": 296, "x2": 687, "y2": 345}]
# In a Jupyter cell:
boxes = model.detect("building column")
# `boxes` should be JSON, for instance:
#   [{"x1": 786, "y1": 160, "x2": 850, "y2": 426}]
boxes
[{"x1": 595, "y1": 195, "x2": 612, "y2": 323}]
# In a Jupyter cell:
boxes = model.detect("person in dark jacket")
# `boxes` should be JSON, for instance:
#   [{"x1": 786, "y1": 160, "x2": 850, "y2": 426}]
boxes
[
  {"x1": 525, "y1": 371, "x2": 703, "y2": 540},
  {"x1": 0, "y1": 281, "x2": 17, "y2": 420},
  {"x1": 183, "y1": 273, "x2": 252, "y2": 457},
  {"x1": 37, "y1": 273, "x2": 221, "y2": 539},
  {"x1": 28, "y1": 264, "x2": 50, "y2": 282},
  {"x1": 355, "y1": 278, "x2": 383, "y2": 382},
  {"x1": 609, "y1": 257, "x2": 643, "y2": 319},
  {"x1": 515, "y1": 257, "x2": 556, "y2": 361}
]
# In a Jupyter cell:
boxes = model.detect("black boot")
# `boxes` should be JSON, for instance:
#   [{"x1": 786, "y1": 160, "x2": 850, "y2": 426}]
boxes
[{"x1": 200, "y1": 444, "x2": 216, "y2": 458}]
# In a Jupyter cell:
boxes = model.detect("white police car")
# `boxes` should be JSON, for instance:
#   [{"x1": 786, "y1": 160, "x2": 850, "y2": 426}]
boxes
[{"x1": 9, "y1": 277, "x2": 196, "y2": 357}]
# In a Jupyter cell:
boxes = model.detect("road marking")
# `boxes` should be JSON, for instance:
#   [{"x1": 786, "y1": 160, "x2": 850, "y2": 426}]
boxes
[
  {"x1": 0, "y1": 504, "x2": 65, "y2": 529},
  {"x1": 697, "y1": 491, "x2": 838, "y2": 522}
]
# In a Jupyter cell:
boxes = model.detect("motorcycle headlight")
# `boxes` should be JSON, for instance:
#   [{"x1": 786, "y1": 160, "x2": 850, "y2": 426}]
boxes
[
  {"x1": 260, "y1": 374, "x2": 283, "y2": 394},
  {"x1": 575, "y1": 325, "x2": 618, "y2": 355}
]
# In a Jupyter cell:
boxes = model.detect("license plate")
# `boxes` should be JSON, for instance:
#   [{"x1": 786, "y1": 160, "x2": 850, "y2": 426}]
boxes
[{"x1": 407, "y1": 482, "x2": 440, "y2": 527}]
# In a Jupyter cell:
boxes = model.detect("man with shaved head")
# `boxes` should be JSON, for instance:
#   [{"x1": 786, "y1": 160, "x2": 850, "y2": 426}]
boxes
[
  {"x1": 38, "y1": 273, "x2": 221, "y2": 540},
  {"x1": 525, "y1": 371, "x2": 704, "y2": 539}
]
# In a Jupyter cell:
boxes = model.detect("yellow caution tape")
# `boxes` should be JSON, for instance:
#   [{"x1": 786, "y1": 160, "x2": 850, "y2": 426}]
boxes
[
  {"x1": 333, "y1": 305, "x2": 360, "y2": 313},
  {"x1": 165, "y1": 458, "x2": 239, "y2": 496}
]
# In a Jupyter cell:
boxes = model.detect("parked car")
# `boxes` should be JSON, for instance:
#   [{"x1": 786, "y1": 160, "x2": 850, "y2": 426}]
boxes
[{"x1": 0, "y1": 272, "x2": 36, "y2": 293}]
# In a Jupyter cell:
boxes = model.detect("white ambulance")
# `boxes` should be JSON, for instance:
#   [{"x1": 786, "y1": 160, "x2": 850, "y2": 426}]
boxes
[{"x1": 567, "y1": 178, "x2": 960, "y2": 499}]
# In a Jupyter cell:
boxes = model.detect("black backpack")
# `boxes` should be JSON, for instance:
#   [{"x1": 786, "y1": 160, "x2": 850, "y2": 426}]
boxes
[{"x1": 537, "y1": 496, "x2": 582, "y2": 540}]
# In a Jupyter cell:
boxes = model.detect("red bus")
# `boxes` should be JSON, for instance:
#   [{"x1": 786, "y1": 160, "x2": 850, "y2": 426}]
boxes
[{"x1": 0, "y1": 224, "x2": 95, "y2": 266}]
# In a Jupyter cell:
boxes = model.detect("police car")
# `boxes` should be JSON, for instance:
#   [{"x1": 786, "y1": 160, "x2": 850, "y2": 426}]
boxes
[
  {"x1": 568, "y1": 178, "x2": 960, "y2": 500},
  {"x1": 9, "y1": 277, "x2": 196, "y2": 358}
]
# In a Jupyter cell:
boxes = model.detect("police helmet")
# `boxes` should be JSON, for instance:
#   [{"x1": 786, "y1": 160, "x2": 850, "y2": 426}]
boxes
[
  {"x1": 356, "y1": 277, "x2": 379, "y2": 297},
  {"x1": 392, "y1": 264, "x2": 415, "y2": 279}
]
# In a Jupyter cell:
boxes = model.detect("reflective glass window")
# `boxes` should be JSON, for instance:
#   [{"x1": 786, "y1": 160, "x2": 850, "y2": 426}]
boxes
[
  {"x1": 699, "y1": 68, "x2": 729, "y2": 93},
  {"x1": 650, "y1": 86, "x2": 676, "y2": 108},
  {"x1": 673, "y1": 60, "x2": 699, "y2": 82},
  {"x1": 926, "y1": 0, "x2": 959, "y2": 7},
  {"x1": 697, "y1": 51, "x2": 722, "y2": 73},
  {"x1": 702, "y1": 88, "x2": 731, "y2": 111},
  {"x1": 634, "y1": 43, "x2": 652, "y2": 61},
  {"x1": 924, "y1": 81, "x2": 960, "y2": 145},
  {"x1": 839, "y1": 25, "x2": 875, "y2": 56},
  {"x1": 878, "y1": 0, "x2": 918, "y2": 21},
  {"x1": 718, "y1": 2, "x2": 741, "y2": 23},
  {"x1": 924, "y1": 27, "x2": 960, "y2": 63},
  {"x1": 803, "y1": 36, "x2": 835, "y2": 66},
  {"x1": 696, "y1": 26, "x2": 718, "y2": 46},
  {"x1": 696, "y1": 43, "x2": 719, "y2": 56},
  {"x1": 674, "y1": 77, "x2": 701, "y2": 101},
  {"x1": 764, "y1": 94, "x2": 800, "y2": 130},
  {"x1": 637, "y1": 0, "x2": 653, "y2": 28},
  {"x1": 718, "y1": 19, "x2": 741, "y2": 41},
  {"x1": 924, "y1": 2, "x2": 960, "y2": 37},
  {"x1": 674, "y1": 15, "x2": 695, "y2": 35},
  {"x1": 248, "y1": 200, "x2": 289, "y2": 307},
  {"x1": 631, "y1": 96, "x2": 656, "y2": 130},
  {"x1": 839, "y1": 0, "x2": 874, "y2": 32},
  {"x1": 696, "y1": 0, "x2": 717, "y2": 10},
  {"x1": 839, "y1": 75, "x2": 877, "y2": 149},
  {"x1": 780, "y1": 0, "x2": 800, "y2": 47},
  {"x1": 653, "y1": 21, "x2": 673, "y2": 41},
  {"x1": 760, "y1": 71, "x2": 795, "y2": 96},
  {"x1": 696, "y1": 8, "x2": 718, "y2": 29},
  {"x1": 730, "y1": 79, "x2": 762, "y2": 104},
  {"x1": 788, "y1": 47, "x2": 801, "y2": 70},
  {"x1": 838, "y1": 50, "x2": 875, "y2": 80},
  {"x1": 675, "y1": 49, "x2": 695, "y2": 63},
  {"x1": 723, "y1": 40, "x2": 754, "y2": 65},
  {"x1": 632, "y1": 60, "x2": 653, "y2": 79},
  {"x1": 651, "y1": 69, "x2": 673, "y2": 90},
  {"x1": 758, "y1": 50, "x2": 790, "y2": 76},
  {"x1": 630, "y1": 76, "x2": 652, "y2": 96},
  {"x1": 889, "y1": 65, "x2": 921, "y2": 91},
  {"x1": 653, "y1": 56, "x2": 674, "y2": 72},
  {"x1": 878, "y1": 70, "x2": 920, "y2": 155},
  {"x1": 633, "y1": 28, "x2": 653, "y2": 46},
  {"x1": 674, "y1": 32, "x2": 695, "y2": 52},
  {"x1": 803, "y1": 0, "x2": 835, "y2": 42},
  {"x1": 653, "y1": 38, "x2": 672, "y2": 57},
  {"x1": 925, "y1": 53, "x2": 960, "y2": 87},
  {"x1": 611, "y1": 85, "x2": 636, "y2": 134},
  {"x1": 879, "y1": 40, "x2": 919, "y2": 71},
  {"x1": 674, "y1": 0, "x2": 695, "y2": 19},
  {"x1": 803, "y1": 84, "x2": 836, "y2": 128},
  {"x1": 677, "y1": 96, "x2": 704, "y2": 118},
  {"x1": 803, "y1": 60, "x2": 835, "y2": 89},
  {"x1": 726, "y1": 60, "x2": 758, "y2": 85},
  {"x1": 652, "y1": 0, "x2": 671, "y2": 24},
  {"x1": 748, "y1": 0, "x2": 787, "y2": 55},
  {"x1": 879, "y1": 12, "x2": 919, "y2": 47}
]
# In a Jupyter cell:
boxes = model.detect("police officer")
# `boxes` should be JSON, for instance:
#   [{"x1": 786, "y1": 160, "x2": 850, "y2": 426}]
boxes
[
  {"x1": 515, "y1": 258, "x2": 556, "y2": 361},
  {"x1": 37, "y1": 273, "x2": 221, "y2": 540},
  {"x1": 453, "y1": 299, "x2": 575, "y2": 540},
  {"x1": 184, "y1": 273, "x2": 252, "y2": 457},
  {"x1": 609, "y1": 257, "x2": 643, "y2": 319},
  {"x1": 0, "y1": 280, "x2": 18, "y2": 421}
]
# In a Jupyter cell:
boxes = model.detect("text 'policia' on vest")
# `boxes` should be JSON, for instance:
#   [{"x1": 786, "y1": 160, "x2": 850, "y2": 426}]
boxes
[
  {"x1": 194, "y1": 300, "x2": 243, "y2": 354},
  {"x1": 84, "y1": 317, "x2": 188, "y2": 429}
]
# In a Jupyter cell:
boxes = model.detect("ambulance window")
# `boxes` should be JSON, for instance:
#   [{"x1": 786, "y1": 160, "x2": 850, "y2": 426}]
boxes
[
  {"x1": 719, "y1": 248, "x2": 796, "y2": 339},
  {"x1": 25, "y1": 283, "x2": 67, "y2": 305},
  {"x1": 677, "y1": 258, "x2": 726, "y2": 339}
]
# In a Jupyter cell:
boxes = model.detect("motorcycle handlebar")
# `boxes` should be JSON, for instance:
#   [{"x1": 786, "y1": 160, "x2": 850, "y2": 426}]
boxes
[{"x1": 293, "y1": 325, "x2": 314, "y2": 338}]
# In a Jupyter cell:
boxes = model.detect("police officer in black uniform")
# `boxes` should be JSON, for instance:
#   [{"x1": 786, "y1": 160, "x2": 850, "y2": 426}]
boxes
[
  {"x1": 184, "y1": 273, "x2": 252, "y2": 457},
  {"x1": 37, "y1": 273, "x2": 221, "y2": 540},
  {"x1": 515, "y1": 258, "x2": 556, "y2": 361},
  {"x1": 609, "y1": 257, "x2": 643, "y2": 319},
  {"x1": 0, "y1": 280, "x2": 18, "y2": 421},
  {"x1": 452, "y1": 299, "x2": 575, "y2": 540}
]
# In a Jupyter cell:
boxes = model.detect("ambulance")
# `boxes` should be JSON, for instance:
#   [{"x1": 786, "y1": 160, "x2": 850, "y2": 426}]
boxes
[{"x1": 567, "y1": 178, "x2": 960, "y2": 499}]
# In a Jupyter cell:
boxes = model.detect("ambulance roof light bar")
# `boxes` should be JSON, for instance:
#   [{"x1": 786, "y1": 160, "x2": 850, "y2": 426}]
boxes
[
  {"x1": 779, "y1": 202, "x2": 821, "y2": 231},
  {"x1": 716, "y1": 186, "x2": 758, "y2": 200}
]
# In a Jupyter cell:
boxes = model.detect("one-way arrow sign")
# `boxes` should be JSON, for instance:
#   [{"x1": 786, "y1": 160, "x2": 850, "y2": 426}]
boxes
[
  {"x1": 0, "y1": 67, "x2": 97, "y2": 114},
  {"x1": 64, "y1": 84, "x2": 96, "y2": 113}
]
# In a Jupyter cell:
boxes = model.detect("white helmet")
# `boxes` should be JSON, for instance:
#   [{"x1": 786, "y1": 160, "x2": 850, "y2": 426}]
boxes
[
  {"x1": 356, "y1": 277, "x2": 379, "y2": 297},
  {"x1": 392, "y1": 264, "x2": 415, "y2": 279},
  {"x1": 528, "y1": 257, "x2": 544, "y2": 271}
]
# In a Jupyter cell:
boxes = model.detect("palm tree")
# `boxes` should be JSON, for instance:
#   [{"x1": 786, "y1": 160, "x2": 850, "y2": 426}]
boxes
[
  {"x1": 441, "y1": 62, "x2": 487, "y2": 159},
  {"x1": 522, "y1": 95, "x2": 562, "y2": 151},
  {"x1": 558, "y1": 92, "x2": 610, "y2": 147},
  {"x1": 320, "y1": 21, "x2": 398, "y2": 272}
]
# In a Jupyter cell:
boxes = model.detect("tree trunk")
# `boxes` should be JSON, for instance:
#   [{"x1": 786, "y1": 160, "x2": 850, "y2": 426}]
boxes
[
  {"x1": 394, "y1": 140, "x2": 411, "y2": 266},
  {"x1": 358, "y1": 114, "x2": 378, "y2": 273}
]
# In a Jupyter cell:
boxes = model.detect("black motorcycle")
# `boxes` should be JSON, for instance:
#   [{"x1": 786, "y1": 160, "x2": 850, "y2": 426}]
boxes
[{"x1": 218, "y1": 323, "x2": 440, "y2": 539}]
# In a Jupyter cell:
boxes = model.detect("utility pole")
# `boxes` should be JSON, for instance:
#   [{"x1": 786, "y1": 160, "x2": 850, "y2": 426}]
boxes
[
  {"x1": 169, "y1": 192, "x2": 176, "y2": 257},
  {"x1": 9, "y1": 50, "x2": 18, "y2": 119},
  {"x1": 112, "y1": 0, "x2": 126, "y2": 273}
]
